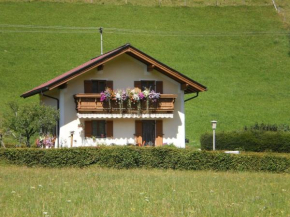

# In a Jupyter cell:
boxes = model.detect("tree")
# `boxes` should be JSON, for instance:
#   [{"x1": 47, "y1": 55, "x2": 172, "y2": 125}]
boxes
[{"x1": 3, "y1": 101, "x2": 59, "y2": 147}]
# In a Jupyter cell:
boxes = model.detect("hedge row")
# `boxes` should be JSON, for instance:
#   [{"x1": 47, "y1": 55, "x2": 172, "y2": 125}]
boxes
[
  {"x1": 200, "y1": 131, "x2": 290, "y2": 153},
  {"x1": 1, "y1": 146, "x2": 290, "y2": 173}
]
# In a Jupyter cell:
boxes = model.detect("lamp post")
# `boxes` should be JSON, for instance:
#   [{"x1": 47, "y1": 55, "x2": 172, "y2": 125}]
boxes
[{"x1": 211, "y1": 121, "x2": 217, "y2": 151}]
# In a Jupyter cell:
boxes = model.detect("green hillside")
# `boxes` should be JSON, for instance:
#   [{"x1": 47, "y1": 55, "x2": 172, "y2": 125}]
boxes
[{"x1": 1, "y1": 2, "x2": 290, "y2": 146}]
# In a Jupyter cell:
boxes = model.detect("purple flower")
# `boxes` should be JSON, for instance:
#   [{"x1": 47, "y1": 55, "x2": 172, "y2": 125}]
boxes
[
  {"x1": 121, "y1": 90, "x2": 128, "y2": 101},
  {"x1": 149, "y1": 90, "x2": 160, "y2": 102},
  {"x1": 139, "y1": 92, "x2": 145, "y2": 100},
  {"x1": 100, "y1": 88, "x2": 112, "y2": 102},
  {"x1": 100, "y1": 92, "x2": 106, "y2": 102}
]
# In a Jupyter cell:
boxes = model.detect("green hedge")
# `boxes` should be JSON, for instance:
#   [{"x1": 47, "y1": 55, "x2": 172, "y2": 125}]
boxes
[
  {"x1": 1, "y1": 146, "x2": 290, "y2": 173},
  {"x1": 200, "y1": 131, "x2": 290, "y2": 153}
]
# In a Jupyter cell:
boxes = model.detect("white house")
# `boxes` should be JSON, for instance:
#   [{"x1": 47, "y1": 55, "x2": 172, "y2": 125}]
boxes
[{"x1": 21, "y1": 44, "x2": 206, "y2": 148}]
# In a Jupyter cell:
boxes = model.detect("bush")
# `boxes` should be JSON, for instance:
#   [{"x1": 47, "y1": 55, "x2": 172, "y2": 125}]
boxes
[
  {"x1": 0, "y1": 146, "x2": 290, "y2": 173},
  {"x1": 200, "y1": 131, "x2": 290, "y2": 153},
  {"x1": 244, "y1": 123, "x2": 290, "y2": 132}
]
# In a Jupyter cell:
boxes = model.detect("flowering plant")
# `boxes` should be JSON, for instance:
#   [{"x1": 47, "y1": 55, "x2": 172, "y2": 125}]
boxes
[
  {"x1": 127, "y1": 88, "x2": 144, "y2": 113},
  {"x1": 100, "y1": 88, "x2": 113, "y2": 102},
  {"x1": 130, "y1": 89, "x2": 142, "y2": 103},
  {"x1": 114, "y1": 89, "x2": 128, "y2": 114},
  {"x1": 36, "y1": 134, "x2": 54, "y2": 148},
  {"x1": 149, "y1": 90, "x2": 160, "y2": 102},
  {"x1": 142, "y1": 88, "x2": 150, "y2": 112},
  {"x1": 114, "y1": 89, "x2": 128, "y2": 102},
  {"x1": 99, "y1": 87, "x2": 161, "y2": 113},
  {"x1": 142, "y1": 88, "x2": 150, "y2": 98}
]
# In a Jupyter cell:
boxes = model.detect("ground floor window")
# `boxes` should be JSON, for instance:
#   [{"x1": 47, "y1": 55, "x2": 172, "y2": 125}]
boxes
[
  {"x1": 92, "y1": 120, "x2": 106, "y2": 138},
  {"x1": 85, "y1": 120, "x2": 113, "y2": 138}
]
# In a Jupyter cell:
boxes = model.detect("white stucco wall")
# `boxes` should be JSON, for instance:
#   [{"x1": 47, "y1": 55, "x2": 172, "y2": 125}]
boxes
[{"x1": 41, "y1": 54, "x2": 185, "y2": 148}]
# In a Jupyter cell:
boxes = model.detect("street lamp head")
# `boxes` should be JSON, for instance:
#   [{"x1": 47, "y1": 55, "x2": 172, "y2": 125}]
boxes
[{"x1": 211, "y1": 120, "x2": 217, "y2": 130}]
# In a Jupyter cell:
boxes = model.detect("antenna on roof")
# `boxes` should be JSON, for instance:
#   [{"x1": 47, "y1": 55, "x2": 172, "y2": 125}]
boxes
[{"x1": 99, "y1": 27, "x2": 103, "y2": 55}]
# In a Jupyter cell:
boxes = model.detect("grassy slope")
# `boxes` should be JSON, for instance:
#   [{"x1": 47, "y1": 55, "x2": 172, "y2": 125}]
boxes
[
  {"x1": 0, "y1": 2, "x2": 290, "y2": 145},
  {"x1": 1, "y1": 165, "x2": 290, "y2": 216}
]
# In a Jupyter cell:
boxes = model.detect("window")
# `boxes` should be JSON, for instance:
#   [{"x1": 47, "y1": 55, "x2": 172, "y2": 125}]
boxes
[
  {"x1": 84, "y1": 80, "x2": 113, "y2": 93},
  {"x1": 92, "y1": 120, "x2": 106, "y2": 138},
  {"x1": 141, "y1": 80, "x2": 155, "y2": 91},
  {"x1": 92, "y1": 80, "x2": 106, "y2": 93},
  {"x1": 85, "y1": 120, "x2": 113, "y2": 138},
  {"x1": 134, "y1": 80, "x2": 163, "y2": 94}
]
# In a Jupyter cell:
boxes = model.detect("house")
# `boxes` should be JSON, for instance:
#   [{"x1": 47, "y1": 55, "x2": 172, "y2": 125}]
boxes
[{"x1": 21, "y1": 44, "x2": 206, "y2": 148}]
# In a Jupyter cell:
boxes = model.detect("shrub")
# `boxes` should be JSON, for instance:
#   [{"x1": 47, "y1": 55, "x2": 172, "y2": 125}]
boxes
[
  {"x1": 244, "y1": 123, "x2": 290, "y2": 132},
  {"x1": 200, "y1": 131, "x2": 290, "y2": 153},
  {"x1": 0, "y1": 147, "x2": 290, "y2": 173}
]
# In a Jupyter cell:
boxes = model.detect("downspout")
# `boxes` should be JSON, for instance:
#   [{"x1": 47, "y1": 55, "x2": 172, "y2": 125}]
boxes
[
  {"x1": 184, "y1": 92, "x2": 199, "y2": 102},
  {"x1": 41, "y1": 92, "x2": 60, "y2": 148}
]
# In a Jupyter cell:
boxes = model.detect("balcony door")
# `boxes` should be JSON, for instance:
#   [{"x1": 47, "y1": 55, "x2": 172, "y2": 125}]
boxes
[
  {"x1": 142, "y1": 120, "x2": 155, "y2": 146},
  {"x1": 135, "y1": 120, "x2": 163, "y2": 146}
]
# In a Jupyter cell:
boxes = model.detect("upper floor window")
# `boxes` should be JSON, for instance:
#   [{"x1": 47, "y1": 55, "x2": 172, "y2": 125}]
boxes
[
  {"x1": 134, "y1": 80, "x2": 163, "y2": 94},
  {"x1": 141, "y1": 80, "x2": 155, "y2": 91},
  {"x1": 92, "y1": 80, "x2": 106, "y2": 93},
  {"x1": 84, "y1": 80, "x2": 113, "y2": 93}
]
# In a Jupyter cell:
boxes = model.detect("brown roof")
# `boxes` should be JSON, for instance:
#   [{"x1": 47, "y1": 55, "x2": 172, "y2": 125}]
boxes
[{"x1": 21, "y1": 44, "x2": 206, "y2": 98}]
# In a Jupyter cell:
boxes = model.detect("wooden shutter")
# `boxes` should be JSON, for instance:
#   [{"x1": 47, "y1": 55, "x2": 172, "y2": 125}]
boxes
[
  {"x1": 84, "y1": 80, "x2": 92, "y2": 93},
  {"x1": 155, "y1": 120, "x2": 163, "y2": 146},
  {"x1": 156, "y1": 81, "x2": 163, "y2": 94},
  {"x1": 106, "y1": 80, "x2": 113, "y2": 90},
  {"x1": 135, "y1": 120, "x2": 142, "y2": 146},
  {"x1": 134, "y1": 81, "x2": 142, "y2": 90},
  {"x1": 106, "y1": 121, "x2": 113, "y2": 138},
  {"x1": 85, "y1": 121, "x2": 92, "y2": 137}
]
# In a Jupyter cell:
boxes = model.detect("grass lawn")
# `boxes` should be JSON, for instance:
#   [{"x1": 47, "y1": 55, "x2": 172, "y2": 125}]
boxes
[
  {"x1": 0, "y1": 165, "x2": 290, "y2": 216},
  {"x1": 0, "y1": 2, "x2": 290, "y2": 146}
]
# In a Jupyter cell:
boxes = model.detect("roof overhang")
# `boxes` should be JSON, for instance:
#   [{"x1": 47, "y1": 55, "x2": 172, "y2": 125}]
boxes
[{"x1": 21, "y1": 44, "x2": 207, "y2": 98}]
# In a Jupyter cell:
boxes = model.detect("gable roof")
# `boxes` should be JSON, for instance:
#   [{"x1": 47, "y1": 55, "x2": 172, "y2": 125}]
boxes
[{"x1": 21, "y1": 44, "x2": 207, "y2": 98}]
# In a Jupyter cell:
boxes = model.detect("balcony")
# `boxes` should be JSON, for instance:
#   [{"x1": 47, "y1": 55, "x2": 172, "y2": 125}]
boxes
[{"x1": 74, "y1": 94, "x2": 177, "y2": 118}]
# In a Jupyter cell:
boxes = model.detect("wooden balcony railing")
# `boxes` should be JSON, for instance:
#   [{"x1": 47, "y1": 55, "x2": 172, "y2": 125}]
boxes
[{"x1": 74, "y1": 94, "x2": 177, "y2": 114}]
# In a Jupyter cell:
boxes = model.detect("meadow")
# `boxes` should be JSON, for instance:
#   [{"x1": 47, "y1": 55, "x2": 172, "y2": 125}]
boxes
[
  {"x1": 0, "y1": 1, "x2": 290, "y2": 146},
  {"x1": 0, "y1": 0, "x2": 287, "y2": 8},
  {"x1": 0, "y1": 165, "x2": 290, "y2": 216}
]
